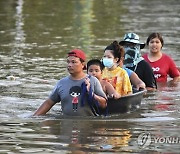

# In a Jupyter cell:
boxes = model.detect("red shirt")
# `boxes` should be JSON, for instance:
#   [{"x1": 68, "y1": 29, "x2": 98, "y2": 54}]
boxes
[{"x1": 143, "y1": 53, "x2": 180, "y2": 82}]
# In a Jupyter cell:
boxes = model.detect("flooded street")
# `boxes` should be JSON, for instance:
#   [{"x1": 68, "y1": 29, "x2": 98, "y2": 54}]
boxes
[{"x1": 0, "y1": 0, "x2": 180, "y2": 153}]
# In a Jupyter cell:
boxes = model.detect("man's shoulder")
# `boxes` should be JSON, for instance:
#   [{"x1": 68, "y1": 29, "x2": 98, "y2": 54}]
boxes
[
  {"x1": 136, "y1": 60, "x2": 153, "y2": 73},
  {"x1": 138, "y1": 60, "x2": 151, "y2": 68},
  {"x1": 57, "y1": 76, "x2": 70, "y2": 84}
]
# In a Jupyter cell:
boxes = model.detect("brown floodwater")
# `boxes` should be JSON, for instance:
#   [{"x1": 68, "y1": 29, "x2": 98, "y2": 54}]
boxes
[{"x1": 0, "y1": 0, "x2": 180, "y2": 153}]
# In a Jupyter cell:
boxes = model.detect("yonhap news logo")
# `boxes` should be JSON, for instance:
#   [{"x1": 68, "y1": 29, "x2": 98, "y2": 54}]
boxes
[
  {"x1": 137, "y1": 132, "x2": 180, "y2": 148},
  {"x1": 137, "y1": 132, "x2": 151, "y2": 148}
]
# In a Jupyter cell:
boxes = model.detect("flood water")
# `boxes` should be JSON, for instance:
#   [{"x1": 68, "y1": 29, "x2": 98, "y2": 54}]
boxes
[{"x1": 0, "y1": 0, "x2": 180, "y2": 153}]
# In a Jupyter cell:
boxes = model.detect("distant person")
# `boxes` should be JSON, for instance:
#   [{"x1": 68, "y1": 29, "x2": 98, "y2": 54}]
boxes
[
  {"x1": 101, "y1": 41, "x2": 132, "y2": 96},
  {"x1": 33, "y1": 49, "x2": 107, "y2": 116},
  {"x1": 119, "y1": 32, "x2": 157, "y2": 91},
  {"x1": 87, "y1": 59, "x2": 121, "y2": 99},
  {"x1": 143, "y1": 32, "x2": 180, "y2": 83}
]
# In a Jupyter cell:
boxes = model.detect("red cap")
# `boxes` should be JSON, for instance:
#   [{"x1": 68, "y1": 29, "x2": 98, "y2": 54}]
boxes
[{"x1": 68, "y1": 49, "x2": 86, "y2": 61}]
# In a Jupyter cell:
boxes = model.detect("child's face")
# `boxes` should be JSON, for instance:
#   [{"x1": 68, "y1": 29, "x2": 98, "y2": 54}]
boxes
[{"x1": 87, "y1": 64, "x2": 102, "y2": 80}]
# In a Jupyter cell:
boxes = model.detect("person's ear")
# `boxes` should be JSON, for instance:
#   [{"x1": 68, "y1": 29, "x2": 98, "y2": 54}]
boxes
[
  {"x1": 118, "y1": 57, "x2": 124, "y2": 67},
  {"x1": 82, "y1": 62, "x2": 86, "y2": 70},
  {"x1": 120, "y1": 57, "x2": 124, "y2": 61},
  {"x1": 114, "y1": 57, "x2": 119, "y2": 63},
  {"x1": 118, "y1": 57, "x2": 124, "y2": 63}
]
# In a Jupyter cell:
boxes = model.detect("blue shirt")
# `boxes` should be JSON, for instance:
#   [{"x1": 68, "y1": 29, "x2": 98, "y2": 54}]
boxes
[{"x1": 123, "y1": 67, "x2": 133, "y2": 77}]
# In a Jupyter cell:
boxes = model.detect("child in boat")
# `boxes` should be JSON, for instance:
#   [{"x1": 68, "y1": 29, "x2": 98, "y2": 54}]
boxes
[
  {"x1": 87, "y1": 59, "x2": 121, "y2": 99},
  {"x1": 102, "y1": 41, "x2": 132, "y2": 96}
]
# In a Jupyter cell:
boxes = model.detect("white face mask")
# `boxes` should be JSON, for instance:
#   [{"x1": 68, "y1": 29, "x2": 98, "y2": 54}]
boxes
[{"x1": 102, "y1": 58, "x2": 114, "y2": 68}]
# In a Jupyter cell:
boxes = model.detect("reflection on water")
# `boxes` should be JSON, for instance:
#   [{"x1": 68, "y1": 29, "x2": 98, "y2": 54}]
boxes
[
  {"x1": 0, "y1": 0, "x2": 180, "y2": 153},
  {"x1": 15, "y1": 0, "x2": 25, "y2": 50},
  {"x1": 40, "y1": 119, "x2": 132, "y2": 152}
]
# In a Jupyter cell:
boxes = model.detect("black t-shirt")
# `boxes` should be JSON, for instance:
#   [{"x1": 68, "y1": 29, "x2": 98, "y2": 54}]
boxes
[{"x1": 127, "y1": 60, "x2": 157, "y2": 89}]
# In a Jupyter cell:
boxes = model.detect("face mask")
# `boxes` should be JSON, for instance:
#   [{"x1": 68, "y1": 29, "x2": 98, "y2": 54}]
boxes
[
  {"x1": 124, "y1": 47, "x2": 137, "y2": 67},
  {"x1": 102, "y1": 58, "x2": 114, "y2": 68},
  {"x1": 124, "y1": 45, "x2": 143, "y2": 69}
]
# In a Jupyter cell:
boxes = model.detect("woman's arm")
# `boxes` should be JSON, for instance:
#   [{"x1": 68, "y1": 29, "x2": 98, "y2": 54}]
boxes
[
  {"x1": 173, "y1": 76, "x2": 180, "y2": 82},
  {"x1": 130, "y1": 72, "x2": 146, "y2": 90},
  {"x1": 105, "y1": 81, "x2": 121, "y2": 99},
  {"x1": 168, "y1": 76, "x2": 180, "y2": 85}
]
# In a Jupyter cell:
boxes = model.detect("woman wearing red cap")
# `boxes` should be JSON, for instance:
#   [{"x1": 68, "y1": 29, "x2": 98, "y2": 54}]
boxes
[{"x1": 33, "y1": 49, "x2": 107, "y2": 116}]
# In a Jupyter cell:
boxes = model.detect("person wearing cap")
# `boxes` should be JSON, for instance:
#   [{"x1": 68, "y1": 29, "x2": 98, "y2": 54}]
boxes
[
  {"x1": 119, "y1": 33, "x2": 157, "y2": 91},
  {"x1": 33, "y1": 49, "x2": 107, "y2": 116},
  {"x1": 143, "y1": 32, "x2": 180, "y2": 83}
]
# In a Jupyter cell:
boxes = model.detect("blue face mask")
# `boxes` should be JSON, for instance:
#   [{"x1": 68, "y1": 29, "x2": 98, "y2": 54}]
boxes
[{"x1": 102, "y1": 58, "x2": 114, "y2": 68}]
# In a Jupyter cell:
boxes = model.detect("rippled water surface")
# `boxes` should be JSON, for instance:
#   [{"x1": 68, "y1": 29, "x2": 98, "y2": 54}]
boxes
[{"x1": 0, "y1": 0, "x2": 180, "y2": 153}]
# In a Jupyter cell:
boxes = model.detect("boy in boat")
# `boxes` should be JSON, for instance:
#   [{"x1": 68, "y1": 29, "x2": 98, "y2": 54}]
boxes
[{"x1": 87, "y1": 59, "x2": 121, "y2": 99}]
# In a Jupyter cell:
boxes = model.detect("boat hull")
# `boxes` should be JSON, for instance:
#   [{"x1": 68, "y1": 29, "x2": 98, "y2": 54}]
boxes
[{"x1": 107, "y1": 90, "x2": 146, "y2": 114}]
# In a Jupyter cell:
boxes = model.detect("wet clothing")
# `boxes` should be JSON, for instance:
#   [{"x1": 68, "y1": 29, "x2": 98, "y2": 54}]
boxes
[
  {"x1": 143, "y1": 53, "x2": 180, "y2": 82},
  {"x1": 126, "y1": 60, "x2": 157, "y2": 89},
  {"x1": 49, "y1": 75, "x2": 106, "y2": 116},
  {"x1": 102, "y1": 66, "x2": 132, "y2": 96}
]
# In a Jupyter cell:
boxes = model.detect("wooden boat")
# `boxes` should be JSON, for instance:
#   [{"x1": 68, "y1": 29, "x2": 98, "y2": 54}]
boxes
[{"x1": 106, "y1": 89, "x2": 146, "y2": 114}]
